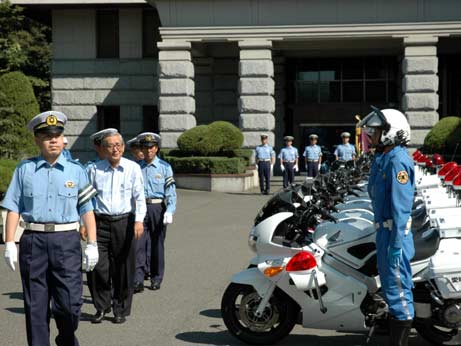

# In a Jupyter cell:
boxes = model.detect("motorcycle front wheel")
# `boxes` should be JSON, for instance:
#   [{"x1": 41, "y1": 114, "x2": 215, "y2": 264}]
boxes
[
  {"x1": 221, "y1": 283, "x2": 299, "y2": 345},
  {"x1": 415, "y1": 319, "x2": 461, "y2": 346}
]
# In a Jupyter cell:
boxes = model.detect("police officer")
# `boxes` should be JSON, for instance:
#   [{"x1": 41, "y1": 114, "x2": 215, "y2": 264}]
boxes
[
  {"x1": 126, "y1": 137, "x2": 145, "y2": 163},
  {"x1": 279, "y1": 136, "x2": 299, "y2": 188},
  {"x1": 303, "y1": 134, "x2": 322, "y2": 178},
  {"x1": 360, "y1": 107, "x2": 415, "y2": 346},
  {"x1": 334, "y1": 132, "x2": 356, "y2": 161},
  {"x1": 62, "y1": 136, "x2": 73, "y2": 160},
  {"x1": 135, "y1": 132, "x2": 177, "y2": 291},
  {"x1": 255, "y1": 134, "x2": 275, "y2": 195},
  {"x1": 2, "y1": 111, "x2": 98, "y2": 346},
  {"x1": 86, "y1": 130, "x2": 146, "y2": 324}
]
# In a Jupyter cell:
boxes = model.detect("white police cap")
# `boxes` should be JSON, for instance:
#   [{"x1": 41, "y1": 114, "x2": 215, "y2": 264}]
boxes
[
  {"x1": 90, "y1": 128, "x2": 119, "y2": 145},
  {"x1": 284, "y1": 135, "x2": 294, "y2": 141},
  {"x1": 309, "y1": 134, "x2": 318, "y2": 139},
  {"x1": 27, "y1": 111, "x2": 67, "y2": 135},
  {"x1": 341, "y1": 132, "x2": 351, "y2": 138},
  {"x1": 137, "y1": 132, "x2": 161, "y2": 147},
  {"x1": 126, "y1": 137, "x2": 141, "y2": 148}
]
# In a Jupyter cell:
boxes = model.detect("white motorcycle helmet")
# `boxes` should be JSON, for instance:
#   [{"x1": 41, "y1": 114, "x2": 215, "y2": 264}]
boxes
[{"x1": 359, "y1": 106, "x2": 411, "y2": 146}]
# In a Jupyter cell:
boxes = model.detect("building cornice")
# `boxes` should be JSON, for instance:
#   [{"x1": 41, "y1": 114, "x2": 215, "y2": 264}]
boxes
[
  {"x1": 160, "y1": 21, "x2": 461, "y2": 42},
  {"x1": 7, "y1": 0, "x2": 147, "y2": 4}
]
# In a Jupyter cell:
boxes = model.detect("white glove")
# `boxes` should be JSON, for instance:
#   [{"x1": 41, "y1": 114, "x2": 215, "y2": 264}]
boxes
[
  {"x1": 83, "y1": 242, "x2": 99, "y2": 272},
  {"x1": 4, "y1": 241, "x2": 17, "y2": 271},
  {"x1": 318, "y1": 163, "x2": 321, "y2": 171},
  {"x1": 270, "y1": 165, "x2": 274, "y2": 176},
  {"x1": 294, "y1": 165, "x2": 299, "y2": 172},
  {"x1": 163, "y1": 212, "x2": 173, "y2": 225},
  {"x1": 280, "y1": 165, "x2": 285, "y2": 172}
]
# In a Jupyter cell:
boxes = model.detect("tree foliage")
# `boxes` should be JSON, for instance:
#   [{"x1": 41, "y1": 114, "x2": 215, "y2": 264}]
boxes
[
  {"x1": 424, "y1": 116, "x2": 461, "y2": 154},
  {"x1": 0, "y1": 1, "x2": 51, "y2": 110}
]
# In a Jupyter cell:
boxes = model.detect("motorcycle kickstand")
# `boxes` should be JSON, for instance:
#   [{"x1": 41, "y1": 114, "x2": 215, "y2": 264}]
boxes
[{"x1": 255, "y1": 282, "x2": 276, "y2": 318}]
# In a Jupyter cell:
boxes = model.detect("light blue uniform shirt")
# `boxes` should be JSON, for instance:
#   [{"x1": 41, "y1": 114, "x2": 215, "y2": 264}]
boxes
[
  {"x1": 2, "y1": 153, "x2": 93, "y2": 223},
  {"x1": 87, "y1": 157, "x2": 146, "y2": 222},
  {"x1": 279, "y1": 147, "x2": 299, "y2": 162},
  {"x1": 255, "y1": 144, "x2": 275, "y2": 161},
  {"x1": 334, "y1": 143, "x2": 356, "y2": 161},
  {"x1": 303, "y1": 145, "x2": 322, "y2": 161},
  {"x1": 141, "y1": 156, "x2": 177, "y2": 214},
  {"x1": 62, "y1": 149, "x2": 73, "y2": 160}
]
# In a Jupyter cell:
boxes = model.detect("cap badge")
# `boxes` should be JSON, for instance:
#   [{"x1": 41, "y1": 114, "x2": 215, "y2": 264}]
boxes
[
  {"x1": 46, "y1": 114, "x2": 58, "y2": 126},
  {"x1": 145, "y1": 134, "x2": 153, "y2": 142}
]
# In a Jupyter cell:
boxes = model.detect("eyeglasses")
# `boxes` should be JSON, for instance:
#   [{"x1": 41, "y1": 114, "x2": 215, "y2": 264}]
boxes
[{"x1": 103, "y1": 143, "x2": 123, "y2": 150}]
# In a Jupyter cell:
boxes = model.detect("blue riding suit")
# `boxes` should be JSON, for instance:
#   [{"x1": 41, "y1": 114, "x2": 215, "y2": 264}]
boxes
[{"x1": 368, "y1": 146, "x2": 415, "y2": 321}]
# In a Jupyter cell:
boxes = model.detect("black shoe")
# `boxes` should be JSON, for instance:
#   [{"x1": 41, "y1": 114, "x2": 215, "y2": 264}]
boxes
[
  {"x1": 91, "y1": 308, "x2": 111, "y2": 324},
  {"x1": 113, "y1": 315, "x2": 126, "y2": 324},
  {"x1": 389, "y1": 318, "x2": 412, "y2": 346},
  {"x1": 264, "y1": 191, "x2": 270, "y2": 195},
  {"x1": 134, "y1": 282, "x2": 144, "y2": 293},
  {"x1": 144, "y1": 273, "x2": 150, "y2": 281},
  {"x1": 149, "y1": 281, "x2": 161, "y2": 290}
]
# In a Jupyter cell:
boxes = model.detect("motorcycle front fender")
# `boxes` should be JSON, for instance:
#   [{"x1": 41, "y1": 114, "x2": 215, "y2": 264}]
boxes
[{"x1": 230, "y1": 268, "x2": 274, "y2": 297}]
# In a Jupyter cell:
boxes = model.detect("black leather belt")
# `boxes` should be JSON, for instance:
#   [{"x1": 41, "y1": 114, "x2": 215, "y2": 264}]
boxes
[
  {"x1": 307, "y1": 160, "x2": 319, "y2": 163},
  {"x1": 95, "y1": 213, "x2": 131, "y2": 222}
]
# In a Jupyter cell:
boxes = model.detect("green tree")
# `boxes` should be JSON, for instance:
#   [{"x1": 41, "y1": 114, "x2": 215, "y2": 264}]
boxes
[
  {"x1": 0, "y1": 1, "x2": 51, "y2": 110},
  {"x1": 0, "y1": 72, "x2": 40, "y2": 159}
]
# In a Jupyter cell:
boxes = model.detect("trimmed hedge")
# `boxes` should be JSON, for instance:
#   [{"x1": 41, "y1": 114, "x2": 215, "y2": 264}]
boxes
[
  {"x1": 0, "y1": 159, "x2": 18, "y2": 194},
  {"x1": 160, "y1": 148, "x2": 253, "y2": 165},
  {"x1": 177, "y1": 121, "x2": 244, "y2": 156},
  {"x1": 166, "y1": 157, "x2": 246, "y2": 174},
  {"x1": 424, "y1": 117, "x2": 461, "y2": 153}
]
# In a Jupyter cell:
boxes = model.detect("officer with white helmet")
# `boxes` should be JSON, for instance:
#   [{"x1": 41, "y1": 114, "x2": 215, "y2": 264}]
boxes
[{"x1": 360, "y1": 107, "x2": 415, "y2": 346}]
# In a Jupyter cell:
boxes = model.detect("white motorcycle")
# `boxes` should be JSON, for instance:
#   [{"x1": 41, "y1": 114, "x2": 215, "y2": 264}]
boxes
[{"x1": 221, "y1": 165, "x2": 461, "y2": 345}]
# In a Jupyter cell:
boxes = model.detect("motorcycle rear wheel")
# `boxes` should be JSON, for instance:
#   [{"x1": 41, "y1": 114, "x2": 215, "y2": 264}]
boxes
[
  {"x1": 221, "y1": 283, "x2": 298, "y2": 345},
  {"x1": 415, "y1": 319, "x2": 461, "y2": 345}
]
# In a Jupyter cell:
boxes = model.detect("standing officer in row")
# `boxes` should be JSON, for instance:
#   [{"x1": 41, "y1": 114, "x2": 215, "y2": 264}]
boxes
[
  {"x1": 360, "y1": 108, "x2": 415, "y2": 346},
  {"x1": 303, "y1": 134, "x2": 322, "y2": 178},
  {"x1": 279, "y1": 135, "x2": 299, "y2": 188},
  {"x1": 135, "y1": 132, "x2": 177, "y2": 291},
  {"x1": 255, "y1": 134, "x2": 275, "y2": 195},
  {"x1": 86, "y1": 130, "x2": 146, "y2": 324},
  {"x1": 334, "y1": 132, "x2": 356, "y2": 161},
  {"x1": 2, "y1": 111, "x2": 99, "y2": 346},
  {"x1": 126, "y1": 137, "x2": 145, "y2": 163}
]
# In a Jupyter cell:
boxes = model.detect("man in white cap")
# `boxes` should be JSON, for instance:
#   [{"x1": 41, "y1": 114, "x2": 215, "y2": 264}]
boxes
[
  {"x1": 303, "y1": 134, "x2": 322, "y2": 178},
  {"x1": 126, "y1": 137, "x2": 145, "y2": 163},
  {"x1": 334, "y1": 131, "x2": 356, "y2": 161},
  {"x1": 2, "y1": 111, "x2": 98, "y2": 346},
  {"x1": 62, "y1": 136, "x2": 73, "y2": 160}
]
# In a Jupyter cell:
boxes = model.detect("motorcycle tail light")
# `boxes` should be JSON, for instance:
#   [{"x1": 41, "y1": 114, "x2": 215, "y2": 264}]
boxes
[
  {"x1": 438, "y1": 162, "x2": 458, "y2": 178},
  {"x1": 425, "y1": 157, "x2": 434, "y2": 168},
  {"x1": 286, "y1": 251, "x2": 317, "y2": 272},
  {"x1": 433, "y1": 153, "x2": 445, "y2": 166},
  {"x1": 444, "y1": 167, "x2": 461, "y2": 184}
]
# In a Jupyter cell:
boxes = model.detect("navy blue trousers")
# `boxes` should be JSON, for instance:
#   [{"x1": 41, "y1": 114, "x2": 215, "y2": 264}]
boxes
[
  {"x1": 257, "y1": 161, "x2": 271, "y2": 193},
  {"x1": 135, "y1": 204, "x2": 167, "y2": 284},
  {"x1": 19, "y1": 230, "x2": 82, "y2": 346},
  {"x1": 135, "y1": 227, "x2": 151, "y2": 282},
  {"x1": 87, "y1": 214, "x2": 135, "y2": 317},
  {"x1": 307, "y1": 161, "x2": 319, "y2": 177},
  {"x1": 283, "y1": 162, "x2": 295, "y2": 188}
]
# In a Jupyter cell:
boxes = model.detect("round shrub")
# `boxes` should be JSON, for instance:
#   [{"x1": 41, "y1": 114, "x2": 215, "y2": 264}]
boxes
[
  {"x1": 424, "y1": 117, "x2": 461, "y2": 153},
  {"x1": 177, "y1": 121, "x2": 244, "y2": 156}
]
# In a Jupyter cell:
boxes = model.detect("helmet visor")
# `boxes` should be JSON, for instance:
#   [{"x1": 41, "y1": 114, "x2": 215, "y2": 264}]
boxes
[{"x1": 358, "y1": 106, "x2": 389, "y2": 134}]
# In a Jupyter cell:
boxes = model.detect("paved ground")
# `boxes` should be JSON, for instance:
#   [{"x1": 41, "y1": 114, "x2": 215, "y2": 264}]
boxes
[{"x1": 0, "y1": 178, "x2": 430, "y2": 345}]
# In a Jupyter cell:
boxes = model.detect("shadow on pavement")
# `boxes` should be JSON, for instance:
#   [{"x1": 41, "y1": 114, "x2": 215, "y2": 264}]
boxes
[
  {"x1": 176, "y1": 329, "x2": 425, "y2": 346},
  {"x1": 199, "y1": 309, "x2": 222, "y2": 318},
  {"x1": 5, "y1": 307, "x2": 24, "y2": 314},
  {"x1": 2, "y1": 291, "x2": 23, "y2": 300}
]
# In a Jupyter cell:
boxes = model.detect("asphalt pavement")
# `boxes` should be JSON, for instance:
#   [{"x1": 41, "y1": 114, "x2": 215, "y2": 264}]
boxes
[{"x1": 0, "y1": 178, "x2": 430, "y2": 345}]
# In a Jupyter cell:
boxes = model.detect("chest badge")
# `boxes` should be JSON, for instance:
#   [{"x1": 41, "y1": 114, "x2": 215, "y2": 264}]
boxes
[
  {"x1": 155, "y1": 174, "x2": 162, "y2": 179},
  {"x1": 64, "y1": 181, "x2": 76, "y2": 188},
  {"x1": 397, "y1": 171, "x2": 409, "y2": 184}
]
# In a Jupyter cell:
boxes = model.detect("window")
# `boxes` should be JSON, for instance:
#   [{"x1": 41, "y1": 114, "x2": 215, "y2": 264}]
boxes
[
  {"x1": 96, "y1": 9, "x2": 119, "y2": 58},
  {"x1": 143, "y1": 105, "x2": 159, "y2": 133},
  {"x1": 142, "y1": 9, "x2": 161, "y2": 58},
  {"x1": 97, "y1": 106, "x2": 120, "y2": 131}
]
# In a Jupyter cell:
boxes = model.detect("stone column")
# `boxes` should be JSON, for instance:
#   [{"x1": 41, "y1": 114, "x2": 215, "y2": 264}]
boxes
[
  {"x1": 238, "y1": 40, "x2": 275, "y2": 148},
  {"x1": 158, "y1": 40, "x2": 196, "y2": 148},
  {"x1": 402, "y1": 36, "x2": 439, "y2": 148}
]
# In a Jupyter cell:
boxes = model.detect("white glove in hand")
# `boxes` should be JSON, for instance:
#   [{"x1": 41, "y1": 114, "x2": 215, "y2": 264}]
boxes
[
  {"x1": 318, "y1": 163, "x2": 321, "y2": 171},
  {"x1": 5, "y1": 241, "x2": 17, "y2": 271},
  {"x1": 163, "y1": 212, "x2": 173, "y2": 225},
  {"x1": 270, "y1": 165, "x2": 274, "y2": 176},
  {"x1": 294, "y1": 165, "x2": 299, "y2": 172},
  {"x1": 83, "y1": 243, "x2": 99, "y2": 272},
  {"x1": 280, "y1": 165, "x2": 285, "y2": 172}
]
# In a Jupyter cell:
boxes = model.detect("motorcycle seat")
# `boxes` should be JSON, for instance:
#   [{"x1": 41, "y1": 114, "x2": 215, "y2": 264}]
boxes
[{"x1": 412, "y1": 223, "x2": 440, "y2": 262}]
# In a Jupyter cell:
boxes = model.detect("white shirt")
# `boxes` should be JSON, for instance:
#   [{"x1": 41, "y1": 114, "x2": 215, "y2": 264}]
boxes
[{"x1": 88, "y1": 157, "x2": 146, "y2": 222}]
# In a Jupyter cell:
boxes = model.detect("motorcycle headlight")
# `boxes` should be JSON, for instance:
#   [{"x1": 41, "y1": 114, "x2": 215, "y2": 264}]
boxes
[{"x1": 248, "y1": 234, "x2": 258, "y2": 253}]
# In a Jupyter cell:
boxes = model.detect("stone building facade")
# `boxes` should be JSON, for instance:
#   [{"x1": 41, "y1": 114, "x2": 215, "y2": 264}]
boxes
[{"x1": 9, "y1": 0, "x2": 461, "y2": 160}]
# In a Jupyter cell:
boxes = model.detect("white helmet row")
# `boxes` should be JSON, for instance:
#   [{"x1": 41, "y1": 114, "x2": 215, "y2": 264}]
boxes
[{"x1": 359, "y1": 107, "x2": 411, "y2": 146}]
